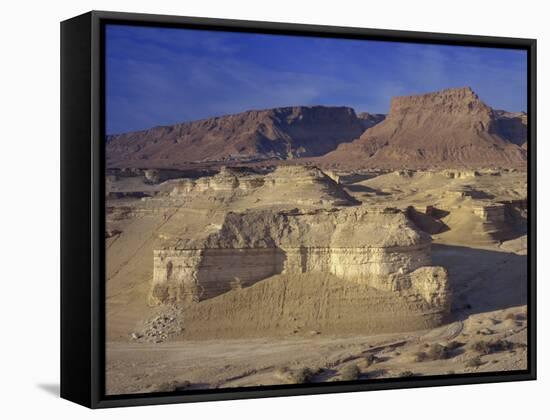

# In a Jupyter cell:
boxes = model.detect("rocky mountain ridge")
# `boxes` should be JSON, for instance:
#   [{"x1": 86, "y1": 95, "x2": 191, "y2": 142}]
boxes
[
  {"x1": 106, "y1": 87, "x2": 527, "y2": 169},
  {"x1": 319, "y1": 87, "x2": 527, "y2": 168},
  {"x1": 106, "y1": 106, "x2": 367, "y2": 168}
]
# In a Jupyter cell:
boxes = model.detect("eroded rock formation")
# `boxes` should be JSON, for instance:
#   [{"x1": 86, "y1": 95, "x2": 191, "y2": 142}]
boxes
[
  {"x1": 169, "y1": 165, "x2": 360, "y2": 208},
  {"x1": 149, "y1": 207, "x2": 451, "y2": 314},
  {"x1": 106, "y1": 106, "x2": 369, "y2": 168},
  {"x1": 319, "y1": 87, "x2": 527, "y2": 168}
]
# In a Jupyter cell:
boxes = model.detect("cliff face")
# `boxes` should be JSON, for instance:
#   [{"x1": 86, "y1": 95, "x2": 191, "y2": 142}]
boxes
[
  {"x1": 149, "y1": 207, "x2": 451, "y2": 315},
  {"x1": 106, "y1": 106, "x2": 368, "y2": 168},
  {"x1": 106, "y1": 88, "x2": 526, "y2": 170},
  {"x1": 320, "y1": 87, "x2": 527, "y2": 168}
]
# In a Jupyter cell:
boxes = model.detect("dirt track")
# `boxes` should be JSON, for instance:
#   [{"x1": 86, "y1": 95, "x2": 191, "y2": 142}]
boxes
[{"x1": 106, "y1": 306, "x2": 527, "y2": 395}]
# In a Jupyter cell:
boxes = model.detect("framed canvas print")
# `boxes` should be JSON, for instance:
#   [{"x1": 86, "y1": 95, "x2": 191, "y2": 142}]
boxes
[{"x1": 60, "y1": 11, "x2": 536, "y2": 408}]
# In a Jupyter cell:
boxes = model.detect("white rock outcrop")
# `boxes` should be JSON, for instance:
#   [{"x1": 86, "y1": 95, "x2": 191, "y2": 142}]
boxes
[
  {"x1": 168, "y1": 165, "x2": 359, "y2": 208},
  {"x1": 149, "y1": 207, "x2": 450, "y2": 312}
]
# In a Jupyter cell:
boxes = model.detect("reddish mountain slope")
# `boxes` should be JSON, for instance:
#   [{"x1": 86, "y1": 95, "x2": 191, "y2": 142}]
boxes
[
  {"x1": 318, "y1": 87, "x2": 526, "y2": 169},
  {"x1": 106, "y1": 106, "x2": 368, "y2": 168}
]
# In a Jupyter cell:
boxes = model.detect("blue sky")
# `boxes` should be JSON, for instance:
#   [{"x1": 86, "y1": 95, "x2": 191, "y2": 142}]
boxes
[{"x1": 105, "y1": 24, "x2": 527, "y2": 135}]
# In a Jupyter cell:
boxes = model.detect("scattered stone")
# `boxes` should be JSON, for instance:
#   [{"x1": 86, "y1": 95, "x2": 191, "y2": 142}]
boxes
[
  {"x1": 275, "y1": 366, "x2": 319, "y2": 384},
  {"x1": 364, "y1": 354, "x2": 378, "y2": 367},
  {"x1": 470, "y1": 339, "x2": 519, "y2": 355},
  {"x1": 132, "y1": 305, "x2": 185, "y2": 343}
]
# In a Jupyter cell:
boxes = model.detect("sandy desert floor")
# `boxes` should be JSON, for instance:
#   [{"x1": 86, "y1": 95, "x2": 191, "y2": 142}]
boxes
[
  {"x1": 106, "y1": 304, "x2": 527, "y2": 394},
  {"x1": 105, "y1": 167, "x2": 528, "y2": 395}
]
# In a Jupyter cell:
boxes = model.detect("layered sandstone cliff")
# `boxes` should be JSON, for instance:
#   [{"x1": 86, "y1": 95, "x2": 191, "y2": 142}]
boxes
[{"x1": 149, "y1": 207, "x2": 450, "y2": 315}]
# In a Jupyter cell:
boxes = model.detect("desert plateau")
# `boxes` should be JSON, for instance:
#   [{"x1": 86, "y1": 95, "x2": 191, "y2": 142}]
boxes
[{"x1": 104, "y1": 87, "x2": 529, "y2": 395}]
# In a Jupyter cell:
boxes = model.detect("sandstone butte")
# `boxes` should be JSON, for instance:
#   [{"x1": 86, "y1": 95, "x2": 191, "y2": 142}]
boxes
[
  {"x1": 318, "y1": 87, "x2": 527, "y2": 169},
  {"x1": 149, "y1": 206, "x2": 450, "y2": 301}
]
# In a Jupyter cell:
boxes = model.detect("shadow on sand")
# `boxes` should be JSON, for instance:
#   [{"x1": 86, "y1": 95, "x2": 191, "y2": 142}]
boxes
[
  {"x1": 344, "y1": 184, "x2": 390, "y2": 195},
  {"x1": 432, "y1": 244, "x2": 527, "y2": 322}
]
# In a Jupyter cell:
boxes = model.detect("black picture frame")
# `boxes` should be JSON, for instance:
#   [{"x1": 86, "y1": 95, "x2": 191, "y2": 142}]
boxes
[{"x1": 60, "y1": 10, "x2": 537, "y2": 409}]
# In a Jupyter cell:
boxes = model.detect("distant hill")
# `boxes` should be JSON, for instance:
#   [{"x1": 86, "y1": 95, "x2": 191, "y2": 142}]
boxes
[
  {"x1": 106, "y1": 106, "x2": 369, "y2": 168},
  {"x1": 357, "y1": 112, "x2": 386, "y2": 130},
  {"x1": 317, "y1": 87, "x2": 527, "y2": 169},
  {"x1": 106, "y1": 88, "x2": 527, "y2": 170},
  {"x1": 491, "y1": 110, "x2": 527, "y2": 147}
]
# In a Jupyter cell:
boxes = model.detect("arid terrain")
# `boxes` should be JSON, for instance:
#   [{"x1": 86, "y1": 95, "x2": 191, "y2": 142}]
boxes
[{"x1": 105, "y1": 87, "x2": 528, "y2": 395}]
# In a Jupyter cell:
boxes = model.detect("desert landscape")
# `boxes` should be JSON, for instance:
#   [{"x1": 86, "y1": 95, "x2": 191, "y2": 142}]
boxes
[{"x1": 104, "y1": 86, "x2": 528, "y2": 395}]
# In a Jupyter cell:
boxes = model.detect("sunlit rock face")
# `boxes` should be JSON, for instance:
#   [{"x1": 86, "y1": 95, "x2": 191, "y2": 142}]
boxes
[
  {"x1": 106, "y1": 105, "x2": 369, "y2": 168},
  {"x1": 319, "y1": 87, "x2": 527, "y2": 169},
  {"x1": 169, "y1": 165, "x2": 360, "y2": 208},
  {"x1": 149, "y1": 207, "x2": 450, "y2": 314}
]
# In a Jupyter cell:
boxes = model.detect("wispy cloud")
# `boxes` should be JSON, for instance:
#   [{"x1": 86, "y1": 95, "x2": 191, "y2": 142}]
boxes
[{"x1": 105, "y1": 25, "x2": 527, "y2": 134}]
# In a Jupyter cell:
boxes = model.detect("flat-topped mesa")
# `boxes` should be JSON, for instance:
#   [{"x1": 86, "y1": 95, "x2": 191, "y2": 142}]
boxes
[
  {"x1": 319, "y1": 87, "x2": 527, "y2": 168},
  {"x1": 389, "y1": 87, "x2": 491, "y2": 116},
  {"x1": 149, "y1": 207, "x2": 450, "y2": 312}
]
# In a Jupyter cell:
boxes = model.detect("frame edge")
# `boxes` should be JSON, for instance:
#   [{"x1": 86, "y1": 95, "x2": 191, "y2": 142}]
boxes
[{"x1": 60, "y1": 11, "x2": 94, "y2": 408}]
